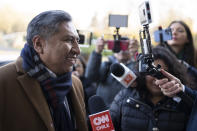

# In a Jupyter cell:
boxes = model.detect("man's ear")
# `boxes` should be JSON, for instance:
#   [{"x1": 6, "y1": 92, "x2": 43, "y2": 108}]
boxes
[{"x1": 32, "y1": 35, "x2": 45, "y2": 54}]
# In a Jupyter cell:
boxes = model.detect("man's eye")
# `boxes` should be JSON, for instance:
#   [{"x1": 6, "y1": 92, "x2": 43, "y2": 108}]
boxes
[
  {"x1": 63, "y1": 38, "x2": 79, "y2": 44},
  {"x1": 64, "y1": 39, "x2": 73, "y2": 43}
]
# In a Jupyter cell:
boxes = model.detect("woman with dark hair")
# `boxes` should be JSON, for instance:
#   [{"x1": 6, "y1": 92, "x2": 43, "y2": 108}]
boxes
[
  {"x1": 159, "y1": 20, "x2": 197, "y2": 86},
  {"x1": 110, "y1": 46, "x2": 195, "y2": 131},
  {"x1": 166, "y1": 20, "x2": 197, "y2": 67}
]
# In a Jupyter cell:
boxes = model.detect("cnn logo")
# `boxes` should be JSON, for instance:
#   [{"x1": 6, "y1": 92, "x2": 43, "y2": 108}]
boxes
[{"x1": 93, "y1": 114, "x2": 109, "y2": 126}]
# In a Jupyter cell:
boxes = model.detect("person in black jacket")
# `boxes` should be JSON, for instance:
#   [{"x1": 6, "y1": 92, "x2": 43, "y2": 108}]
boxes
[{"x1": 110, "y1": 46, "x2": 195, "y2": 131}]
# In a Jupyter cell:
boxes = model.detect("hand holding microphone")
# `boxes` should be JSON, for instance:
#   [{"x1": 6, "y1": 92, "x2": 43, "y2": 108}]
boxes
[{"x1": 88, "y1": 95, "x2": 115, "y2": 131}]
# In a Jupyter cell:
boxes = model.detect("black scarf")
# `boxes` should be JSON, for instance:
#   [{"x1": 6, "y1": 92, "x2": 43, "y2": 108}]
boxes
[{"x1": 21, "y1": 43, "x2": 74, "y2": 131}]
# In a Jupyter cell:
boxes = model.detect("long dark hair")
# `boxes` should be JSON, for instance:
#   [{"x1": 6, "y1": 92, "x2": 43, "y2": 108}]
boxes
[
  {"x1": 167, "y1": 20, "x2": 197, "y2": 68},
  {"x1": 135, "y1": 46, "x2": 194, "y2": 98}
]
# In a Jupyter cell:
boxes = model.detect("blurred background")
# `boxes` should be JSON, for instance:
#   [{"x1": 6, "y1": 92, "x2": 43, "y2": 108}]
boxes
[{"x1": 1, "y1": 0, "x2": 197, "y2": 61}]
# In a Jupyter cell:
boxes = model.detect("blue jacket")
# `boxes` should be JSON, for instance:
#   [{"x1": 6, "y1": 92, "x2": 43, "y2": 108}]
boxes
[
  {"x1": 187, "y1": 65, "x2": 197, "y2": 85},
  {"x1": 186, "y1": 87, "x2": 197, "y2": 131}
]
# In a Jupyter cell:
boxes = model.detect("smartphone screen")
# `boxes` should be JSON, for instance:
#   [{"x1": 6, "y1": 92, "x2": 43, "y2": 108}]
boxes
[{"x1": 154, "y1": 28, "x2": 172, "y2": 42}]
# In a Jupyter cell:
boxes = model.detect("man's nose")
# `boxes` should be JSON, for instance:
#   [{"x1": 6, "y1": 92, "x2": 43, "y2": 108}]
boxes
[{"x1": 73, "y1": 42, "x2": 80, "y2": 55}]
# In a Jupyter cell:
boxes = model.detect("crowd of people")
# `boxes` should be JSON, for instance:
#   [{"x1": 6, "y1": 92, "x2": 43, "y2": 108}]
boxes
[
  {"x1": 0, "y1": 10, "x2": 197, "y2": 131},
  {"x1": 110, "y1": 46, "x2": 195, "y2": 131}
]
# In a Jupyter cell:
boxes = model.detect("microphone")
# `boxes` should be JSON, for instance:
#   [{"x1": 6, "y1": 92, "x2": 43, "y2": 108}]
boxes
[
  {"x1": 110, "y1": 63, "x2": 137, "y2": 88},
  {"x1": 88, "y1": 95, "x2": 115, "y2": 131}
]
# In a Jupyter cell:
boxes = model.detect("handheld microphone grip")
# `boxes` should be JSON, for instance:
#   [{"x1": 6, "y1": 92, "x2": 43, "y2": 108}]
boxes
[
  {"x1": 88, "y1": 95, "x2": 115, "y2": 131},
  {"x1": 88, "y1": 95, "x2": 107, "y2": 115}
]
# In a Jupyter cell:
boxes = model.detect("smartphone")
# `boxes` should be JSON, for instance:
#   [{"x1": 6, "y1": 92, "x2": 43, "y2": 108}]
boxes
[
  {"x1": 154, "y1": 28, "x2": 172, "y2": 42},
  {"x1": 109, "y1": 15, "x2": 128, "y2": 28}
]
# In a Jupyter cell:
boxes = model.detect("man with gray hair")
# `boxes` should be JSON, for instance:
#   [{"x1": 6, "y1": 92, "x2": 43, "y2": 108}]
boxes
[{"x1": 0, "y1": 10, "x2": 88, "y2": 131}]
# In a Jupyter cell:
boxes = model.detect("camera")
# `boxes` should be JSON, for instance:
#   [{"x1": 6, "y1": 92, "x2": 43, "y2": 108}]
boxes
[
  {"x1": 154, "y1": 27, "x2": 172, "y2": 43},
  {"x1": 138, "y1": 1, "x2": 165, "y2": 79},
  {"x1": 77, "y1": 30, "x2": 94, "y2": 46},
  {"x1": 107, "y1": 14, "x2": 129, "y2": 53},
  {"x1": 77, "y1": 30, "x2": 85, "y2": 44},
  {"x1": 138, "y1": 1, "x2": 152, "y2": 26}
]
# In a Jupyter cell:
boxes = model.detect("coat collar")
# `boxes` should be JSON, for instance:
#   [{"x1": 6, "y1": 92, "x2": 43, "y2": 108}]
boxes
[{"x1": 15, "y1": 57, "x2": 54, "y2": 130}]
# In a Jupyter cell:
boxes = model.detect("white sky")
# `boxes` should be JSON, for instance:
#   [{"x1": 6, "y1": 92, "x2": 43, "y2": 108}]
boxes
[{"x1": 0, "y1": 0, "x2": 197, "y2": 31}]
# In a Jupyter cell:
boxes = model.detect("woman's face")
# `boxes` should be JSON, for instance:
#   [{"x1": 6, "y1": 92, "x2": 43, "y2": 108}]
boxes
[
  {"x1": 115, "y1": 50, "x2": 131, "y2": 64},
  {"x1": 167, "y1": 22, "x2": 188, "y2": 49},
  {"x1": 145, "y1": 59, "x2": 168, "y2": 96}
]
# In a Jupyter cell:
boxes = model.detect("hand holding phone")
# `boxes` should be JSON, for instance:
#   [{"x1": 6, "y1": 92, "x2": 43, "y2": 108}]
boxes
[{"x1": 154, "y1": 28, "x2": 172, "y2": 43}]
